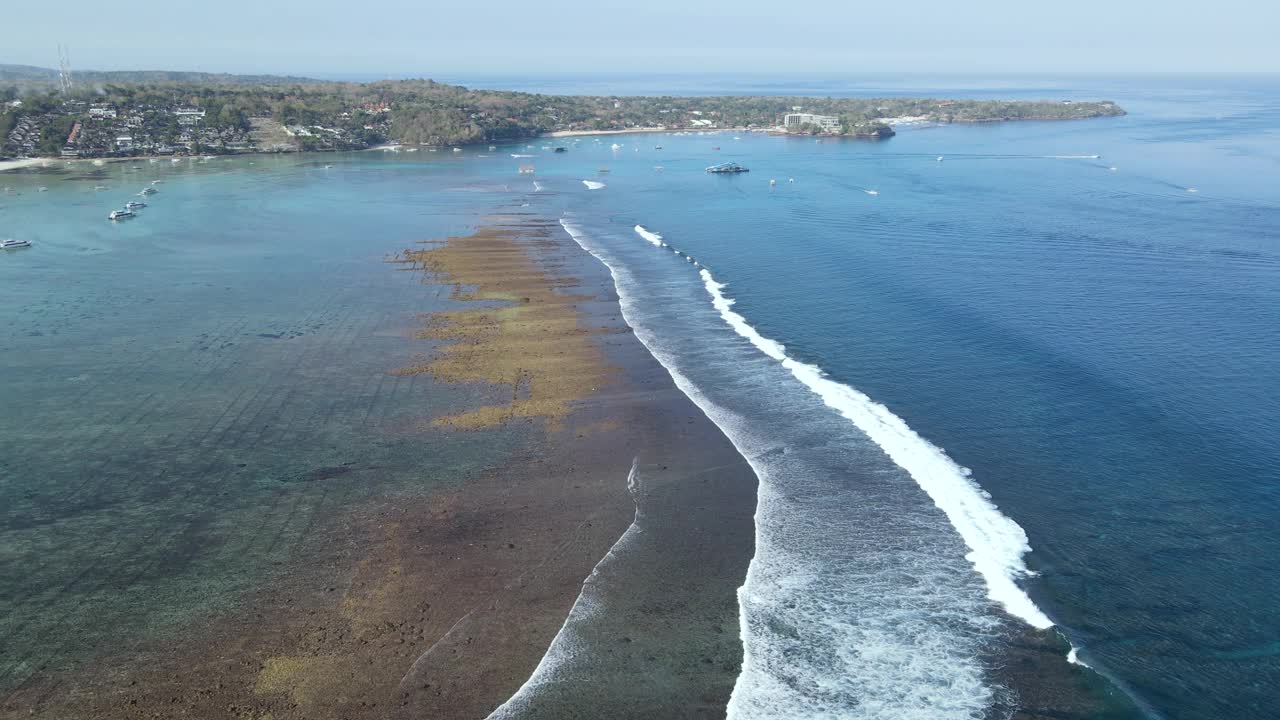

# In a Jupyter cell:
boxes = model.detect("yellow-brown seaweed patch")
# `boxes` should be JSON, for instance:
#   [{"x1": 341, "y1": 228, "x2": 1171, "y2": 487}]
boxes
[{"x1": 394, "y1": 226, "x2": 615, "y2": 430}]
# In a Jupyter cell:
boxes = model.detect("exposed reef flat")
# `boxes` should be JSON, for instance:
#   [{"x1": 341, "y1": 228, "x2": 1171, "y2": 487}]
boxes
[{"x1": 2, "y1": 214, "x2": 756, "y2": 720}]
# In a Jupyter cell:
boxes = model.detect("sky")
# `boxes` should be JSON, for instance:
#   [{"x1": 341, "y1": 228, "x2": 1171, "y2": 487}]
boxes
[{"x1": 5, "y1": 0, "x2": 1279, "y2": 77}]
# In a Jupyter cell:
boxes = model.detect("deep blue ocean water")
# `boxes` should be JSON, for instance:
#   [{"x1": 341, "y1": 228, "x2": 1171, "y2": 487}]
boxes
[
  {"x1": 500, "y1": 75, "x2": 1280, "y2": 719},
  {"x1": 3, "y1": 75, "x2": 1278, "y2": 719}
]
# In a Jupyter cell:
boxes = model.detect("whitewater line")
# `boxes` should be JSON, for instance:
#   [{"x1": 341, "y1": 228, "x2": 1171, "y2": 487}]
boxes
[
  {"x1": 632, "y1": 221, "x2": 1051, "y2": 630},
  {"x1": 485, "y1": 457, "x2": 643, "y2": 719},
  {"x1": 697, "y1": 268, "x2": 1053, "y2": 630}
]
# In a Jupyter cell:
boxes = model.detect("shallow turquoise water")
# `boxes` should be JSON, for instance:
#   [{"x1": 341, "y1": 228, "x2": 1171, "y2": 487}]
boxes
[{"x1": 0, "y1": 152, "x2": 526, "y2": 691}]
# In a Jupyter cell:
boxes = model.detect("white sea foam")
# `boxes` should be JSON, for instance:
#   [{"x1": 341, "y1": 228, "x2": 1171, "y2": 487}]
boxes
[
  {"x1": 582, "y1": 180, "x2": 606, "y2": 190},
  {"x1": 532, "y1": 181, "x2": 544, "y2": 192},
  {"x1": 698, "y1": 269, "x2": 1053, "y2": 630},
  {"x1": 524, "y1": 218, "x2": 1057, "y2": 719},
  {"x1": 1067, "y1": 646, "x2": 1090, "y2": 667},
  {"x1": 485, "y1": 458, "x2": 644, "y2": 719},
  {"x1": 633, "y1": 225, "x2": 664, "y2": 247}
]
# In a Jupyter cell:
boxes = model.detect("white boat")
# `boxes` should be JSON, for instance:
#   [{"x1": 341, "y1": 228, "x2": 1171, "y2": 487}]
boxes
[
  {"x1": 108, "y1": 209, "x2": 136, "y2": 220},
  {"x1": 2, "y1": 238, "x2": 32, "y2": 250},
  {"x1": 151, "y1": 180, "x2": 162, "y2": 184},
  {"x1": 125, "y1": 201, "x2": 146, "y2": 209},
  {"x1": 171, "y1": 158, "x2": 182, "y2": 163},
  {"x1": 452, "y1": 148, "x2": 462, "y2": 153},
  {"x1": 37, "y1": 186, "x2": 48, "y2": 192},
  {"x1": 139, "y1": 188, "x2": 157, "y2": 196}
]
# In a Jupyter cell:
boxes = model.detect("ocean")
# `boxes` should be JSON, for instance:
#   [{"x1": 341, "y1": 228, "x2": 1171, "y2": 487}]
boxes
[
  {"x1": 3, "y1": 74, "x2": 1279, "y2": 719},
  {"x1": 491, "y1": 74, "x2": 1279, "y2": 720}
]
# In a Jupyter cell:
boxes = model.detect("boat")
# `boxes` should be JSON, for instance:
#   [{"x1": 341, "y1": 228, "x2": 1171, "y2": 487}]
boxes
[
  {"x1": 488, "y1": 145, "x2": 497, "y2": 151},
  {"x1": 138, "y1": 188, "x2": 157, "y2": 196},
  {"x1": 151, "y1": 180, "x2": 162, "y2": 184},
  {"x1": 554, "y1": 147, "x2": 567, "y2": 153},
  {"x1": 37, "y1": 186, "x2": 48, "y2": 192},
  {"x1": 706, "y1": 162, "x2": 749, "y2": 174},
  {"x1": 770, "y1": 179, "x2": 777, "y2": 186},
  {"x1": 108, "y1": 209, "x2": 136, "y2": 220},
  {"x1": 2, "y1": 238, "x2": 32, "y2": 250},
  {"x1": 654, "y1": 145, "x2": 662, "y2": 150},
  {"x1": 452, "y1": 148, "x2": 462, "y2": 153},
  {"x1": 125, "y1": 201, "x2": 146, "y2": 209},
  {"x1": 598, "y1": 166, "x2": 610, "y2": 174}
]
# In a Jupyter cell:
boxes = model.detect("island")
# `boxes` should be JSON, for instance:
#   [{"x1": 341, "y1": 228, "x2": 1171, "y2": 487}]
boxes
[{"x1": 1, "y1": 64, "x2": 1126, "y2": 160}]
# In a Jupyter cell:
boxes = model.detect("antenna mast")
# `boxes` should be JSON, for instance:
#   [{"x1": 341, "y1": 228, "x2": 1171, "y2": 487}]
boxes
[{"x1": 57, "y1": 45, "x2": 74, "y2": 95}]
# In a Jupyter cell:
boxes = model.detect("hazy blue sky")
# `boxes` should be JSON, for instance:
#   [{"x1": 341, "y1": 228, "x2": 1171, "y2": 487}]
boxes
[{"x1": 5, "y1": 0, "x2": 1278, "y2": 76}]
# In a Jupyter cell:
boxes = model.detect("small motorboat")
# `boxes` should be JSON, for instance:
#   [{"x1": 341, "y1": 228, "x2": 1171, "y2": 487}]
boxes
[{"x1": 2, "y1": 238, "x2": 32, "y2": 250}]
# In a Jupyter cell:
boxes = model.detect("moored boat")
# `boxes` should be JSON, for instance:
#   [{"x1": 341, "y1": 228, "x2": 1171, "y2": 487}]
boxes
[
  {"x1": 108, "y1": 209, "x2": 136, "y2": 220},
  {"x1": 1, "y1": 238, "x2": 32, "y2": 250}
]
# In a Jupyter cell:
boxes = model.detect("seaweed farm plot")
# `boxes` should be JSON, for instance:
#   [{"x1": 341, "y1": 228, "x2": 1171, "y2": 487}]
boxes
[{"x1": 0, "y1": 155, "x2": 528, "y2": 716}]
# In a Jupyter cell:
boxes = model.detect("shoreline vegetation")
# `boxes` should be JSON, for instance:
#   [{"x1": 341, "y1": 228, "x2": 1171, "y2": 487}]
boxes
[{"x1": 1, "y1": 64, "x2": 1125, "y2": 162}]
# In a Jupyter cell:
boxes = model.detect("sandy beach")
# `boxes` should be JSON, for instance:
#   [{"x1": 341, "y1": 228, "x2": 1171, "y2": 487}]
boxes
[
  {"x1": 0, "y1": 158, "x2": 55, "y2": 173},
  {"x1": 3, "y1": 210, "x2": 756, "y2": 719}
]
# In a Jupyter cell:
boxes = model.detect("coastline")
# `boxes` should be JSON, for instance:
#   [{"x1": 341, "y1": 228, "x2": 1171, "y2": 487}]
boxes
[
  {"x1": 0, "y1": 157, "x2": 55, "y2": 173},
  {"x1": 540, "y1": 126, "x2": 750, "y2": 138}
]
